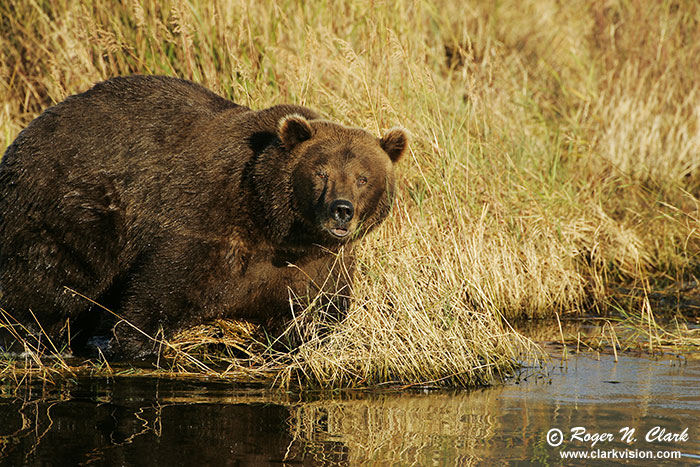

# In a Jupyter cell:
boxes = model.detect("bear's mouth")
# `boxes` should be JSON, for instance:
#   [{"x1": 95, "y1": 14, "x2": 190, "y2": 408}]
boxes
[{"x1": 329, "y1": 227, "x2": 350, "y2": 238}]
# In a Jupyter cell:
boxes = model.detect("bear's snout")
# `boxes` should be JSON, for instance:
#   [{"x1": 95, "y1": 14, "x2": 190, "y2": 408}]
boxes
[
  {"x1": 330, "y1": 199, "x2": 354, "y2": 224},
  {"x1": 327, "y1": 199, "x2": 354, "y2": 238}
]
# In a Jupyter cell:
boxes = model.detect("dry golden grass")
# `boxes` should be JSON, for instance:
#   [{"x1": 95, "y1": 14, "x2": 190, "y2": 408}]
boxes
[{"x1": 2, "y1": 0, "x2": 700, "y2": 387}]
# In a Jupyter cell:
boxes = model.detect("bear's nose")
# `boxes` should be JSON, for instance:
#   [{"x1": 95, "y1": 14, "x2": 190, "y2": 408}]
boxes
[{"x1": 330, "y1": 199, "x2": 354, "y2": 224}]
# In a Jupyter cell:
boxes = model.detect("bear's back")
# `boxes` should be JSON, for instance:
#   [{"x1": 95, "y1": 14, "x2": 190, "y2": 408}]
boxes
[
  {"x1": 1, "y1": 75, "x2": 246, "y2": 167},
  {"x1": 0, "y1": 76, "x2": 253, "y2": 287},
  {"x1": 77, "y1": 75, "x2": 246, "y2": 117},
  {"x1": 0, "y1": 76, "x2": 250, "y2": 223}
]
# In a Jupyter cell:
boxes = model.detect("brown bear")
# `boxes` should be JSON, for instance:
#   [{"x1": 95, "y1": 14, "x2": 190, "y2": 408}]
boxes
[{"x1": 0, "y1": 75, "x2": 406, "y2": 359}]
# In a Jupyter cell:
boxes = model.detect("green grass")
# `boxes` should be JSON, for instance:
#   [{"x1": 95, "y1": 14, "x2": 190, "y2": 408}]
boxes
[{"x1": 1, "y1": 0, "x2": 699, "y2": 388}]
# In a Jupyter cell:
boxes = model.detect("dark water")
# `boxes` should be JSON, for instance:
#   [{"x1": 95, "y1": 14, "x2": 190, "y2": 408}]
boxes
[{"x1": 1, "y1": 352, "x2": 699, "y2": 466}]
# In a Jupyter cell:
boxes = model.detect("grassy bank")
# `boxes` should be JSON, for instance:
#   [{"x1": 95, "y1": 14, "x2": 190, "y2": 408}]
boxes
[{"x1": 1, "y1": 0, "x2": 699, "y2": 387}]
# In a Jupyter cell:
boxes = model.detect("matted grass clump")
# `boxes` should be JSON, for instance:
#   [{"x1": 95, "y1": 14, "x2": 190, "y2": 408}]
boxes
[{"x1": 2, "y1": 0, "x2": 700, "y2": 387}]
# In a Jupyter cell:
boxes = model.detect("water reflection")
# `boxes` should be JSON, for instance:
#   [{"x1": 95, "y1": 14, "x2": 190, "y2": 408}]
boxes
[{"x1": 1, "y1": 352, "x2": 699, "y2": 466}]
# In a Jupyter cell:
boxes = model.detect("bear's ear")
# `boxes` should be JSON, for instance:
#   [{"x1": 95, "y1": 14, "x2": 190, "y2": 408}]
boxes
[
  {"x1": 380, "y1": 128, "x2": 408, "y2": 163},
  {"x1": 279, "y1": 114, "x2": 313, "y2": 150}
]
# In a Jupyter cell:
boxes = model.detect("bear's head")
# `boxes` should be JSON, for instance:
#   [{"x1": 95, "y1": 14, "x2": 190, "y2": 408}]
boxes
[{"x1": 270, "y1": 114, "x2": 407, "y2": 246}]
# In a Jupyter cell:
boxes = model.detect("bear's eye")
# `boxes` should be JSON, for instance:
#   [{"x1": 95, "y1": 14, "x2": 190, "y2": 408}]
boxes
[
  {"x1": 357, "y1": 176, "x2": 368, "y2": 186},
  {"x1": 317, "y1": 171, "x2": 329, "y2": 180}
]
